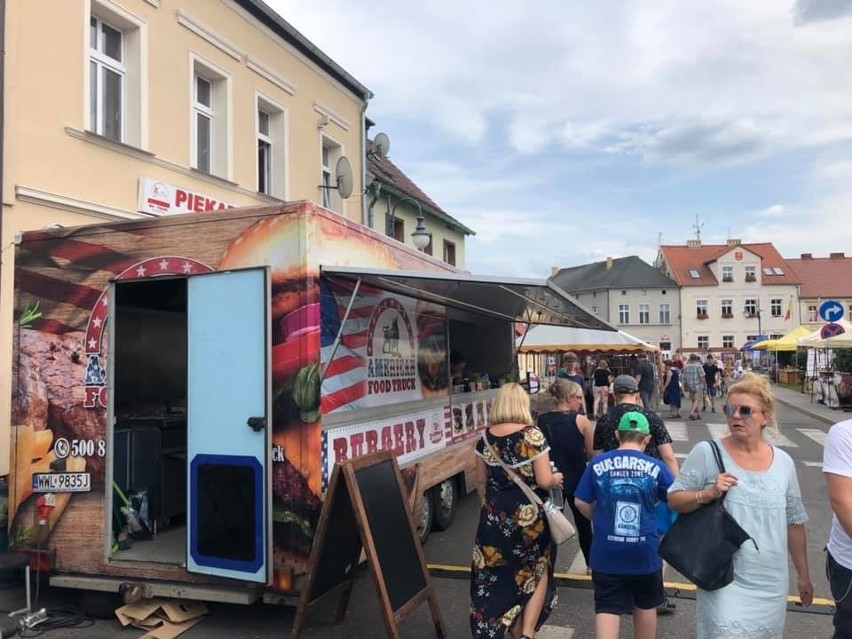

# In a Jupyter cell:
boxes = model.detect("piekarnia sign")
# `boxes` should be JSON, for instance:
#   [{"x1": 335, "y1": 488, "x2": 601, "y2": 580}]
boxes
[
  {"x1": 138, "y1": 177, "x2": 235, "y2": 216},
  {"x1": 323, "y1": 407, "x2": 448, "y2": 482}
]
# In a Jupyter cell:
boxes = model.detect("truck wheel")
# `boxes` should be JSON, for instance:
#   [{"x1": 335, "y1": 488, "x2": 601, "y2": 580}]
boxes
[
  {"x1": 416, "y1": 492, "x2": 433, "y2": 544},
  {"x1": 431, "y1": 479, "x2": 457, "y2": 531}
]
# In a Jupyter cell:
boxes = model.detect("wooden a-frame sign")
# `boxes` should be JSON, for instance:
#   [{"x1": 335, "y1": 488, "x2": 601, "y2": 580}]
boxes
[{"x1": 290, "y1": 450, "x2": 447, "y2": 639}]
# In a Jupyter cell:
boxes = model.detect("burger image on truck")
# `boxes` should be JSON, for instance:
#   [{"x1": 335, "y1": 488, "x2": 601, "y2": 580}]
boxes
[{"x1": 9, "y1": 201, "x2": 609, "y2": 605}]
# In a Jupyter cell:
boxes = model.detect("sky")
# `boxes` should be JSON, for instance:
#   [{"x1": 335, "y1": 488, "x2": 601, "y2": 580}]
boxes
[{"x1": 267, "y1": 0, "x2": 852, "y2": 277}]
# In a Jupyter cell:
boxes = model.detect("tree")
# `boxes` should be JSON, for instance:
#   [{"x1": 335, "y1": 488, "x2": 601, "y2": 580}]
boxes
[{"x1": 833, "y1": 349, "x2": 852, "y2": 373}]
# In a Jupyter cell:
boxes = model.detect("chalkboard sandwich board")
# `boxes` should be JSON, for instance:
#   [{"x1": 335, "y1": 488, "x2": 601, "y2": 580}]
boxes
[{"x1": 291, "y1": 450, "x2": 446, "y2": 639}]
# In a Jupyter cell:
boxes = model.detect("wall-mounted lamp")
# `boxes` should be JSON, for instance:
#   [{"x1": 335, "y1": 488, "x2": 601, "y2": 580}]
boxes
[
  {"x1": 389, "y1": 196, "x2": 432, "y2": 251},
  {"x1": 742, "y1": 305, "x2": 763, "y2": 336}
]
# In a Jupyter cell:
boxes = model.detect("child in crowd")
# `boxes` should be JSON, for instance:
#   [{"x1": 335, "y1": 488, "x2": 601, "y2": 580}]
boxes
[{"x1": 574, "y1": 411, "x2": 675, "y2": 639}]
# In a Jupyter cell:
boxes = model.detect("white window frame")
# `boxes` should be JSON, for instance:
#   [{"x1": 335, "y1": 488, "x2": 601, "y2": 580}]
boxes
[
  {"x1": 721, "y1": 299, "x2": 733, "y2": 318},
  {"x1": 190, "y1": 54, "x2": 231, "y2": 178},
  {"x1": 744, "y1": 298, "x2": 759, "y2": 317},
  {"x1": 807, "y1": 305, "x2": 818, "y2": 322},
  {"x1": 320, "y1": 134, "x2": 344, "y2": 213},
  {"x1": 659, "y1": 303, "x2": 670, "y2": 324},
  {"x1": 722, "y1": 335, "x2": 734, "y2": 348},
  {"x1": 87, "y1": 2, "x2": 147, "y2": 148},
  {"x1": 745, "y1": 265, "x2": 757, "y2": 281},
  {"x1": 255, "y1": 92, "x2": 288, "y2": 198},
  {"x1": 696, "y1": 299, "x2": 708, "y2": 318},
  {"x1": 638, "y1": 303, "x2": 650, "y2": 325},
  {"x1": 770, "y1": 298, "x2": 782, "y2": 318},
  {"x1": 618, "y1": 304, "x2": 630, "y2": 324},
  {"x1": 697, "y1": 336, "x2": 710, "y2": 350}
]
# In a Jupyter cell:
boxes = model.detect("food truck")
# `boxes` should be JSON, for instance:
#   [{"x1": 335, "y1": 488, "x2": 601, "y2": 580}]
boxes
[{"x1": 9, "y1": 201, "x2": 609, "y2": 604}]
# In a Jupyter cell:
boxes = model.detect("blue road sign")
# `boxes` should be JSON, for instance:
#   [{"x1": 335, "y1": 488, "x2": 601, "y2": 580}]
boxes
[
  {"x1": 819, "y1": 300, "x2": 844, "y2": 323},
  {"x1": 821, "y1": 323, "x2": 846, "y2": 339}
]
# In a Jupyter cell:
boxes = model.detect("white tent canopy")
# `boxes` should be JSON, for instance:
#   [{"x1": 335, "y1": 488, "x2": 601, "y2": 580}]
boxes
[
  {"x1": 518, "y1": 325, "x2": 657, "y2": 353},
  {"x1": 798, "y1": 319, "x2": 852, "y2": 348}
]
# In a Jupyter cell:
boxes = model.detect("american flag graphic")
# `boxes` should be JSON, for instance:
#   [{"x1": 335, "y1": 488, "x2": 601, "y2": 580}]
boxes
[{"x1": 319, "y1": 278, "x2": 376, "y2": 413}]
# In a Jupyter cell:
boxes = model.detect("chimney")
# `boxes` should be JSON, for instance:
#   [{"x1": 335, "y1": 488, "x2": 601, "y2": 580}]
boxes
[
  {"x1": 830, "y1": 252, "x2": 845, "y2": 260},
  {"x1": 606, "y1": 257, "x2": 613, "y2": 270},
  {"x1": 726, "y1": 238, "x2": 741, "y2": 247},
  {"x1": 800, "y1": 253, "x2": 812, "y2": 260},
  {"x1": 551, "y1": 266, "x2": 559, "y2": 276},
  {"x1": 686, "y1": 239, "x2": 701, "y2": 249}
]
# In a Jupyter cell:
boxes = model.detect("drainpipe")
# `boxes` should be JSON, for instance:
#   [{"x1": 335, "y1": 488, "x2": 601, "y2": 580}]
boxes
[
  {"x1": 359, "y1": 96, "x2": 371, "y2": 226},
  {"x1": 366, "y1": 182, "x2": 381, "y2": 230}
]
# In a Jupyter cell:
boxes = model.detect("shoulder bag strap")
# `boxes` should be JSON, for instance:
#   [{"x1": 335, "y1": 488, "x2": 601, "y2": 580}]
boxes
[
  {"x1": 481, "y1": 432, "x2": 544, "y2": 509},
  {"x1": 707, "y1": 439, "x2": 729, "y2": 501}
]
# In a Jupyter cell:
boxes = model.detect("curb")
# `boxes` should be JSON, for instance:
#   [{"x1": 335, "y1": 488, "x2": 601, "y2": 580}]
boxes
[{"x1": 774, "y1": 394, "x2": 837, "y2": 426}]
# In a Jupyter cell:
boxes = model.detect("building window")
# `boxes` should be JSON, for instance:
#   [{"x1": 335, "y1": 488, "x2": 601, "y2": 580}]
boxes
[
  {"x1": 256, "y1": 96, "x2": 287, "y2": 198},
  {"x1": 689, "y1": 269, "x2": 701, "y2": 279},
  {"x1": 192, "y1": 58, "x2": 229, "y2": 177},
  {"x1": 639, "y1": 304, "x2": 650, "y2": 325},
  {"x1": 721, "y1": 265, "x2": 733, "y2": 282},
  {"x1": 746, "y1": 334, "x2": 758, "y2": 342},
  {"x1": 388, "y1": 216, "x2": 404, "y2": 243},
  {"x1": 745, "y1": 265, "x2": 756, "y2": 282},
  {"x1": 721, "y1": 299, "x2": 733, "y2": 318},
  {"x1": 659, "y1": 303, "x2": 670, "y2": 324},
  {"x1": 722, "y1": 335, "x2": 734, "y2": 348},
  {"x1": 257, "y1": 110, "x2": 272, "y2": 194},
  {"x1": 697, "y1": 336, "x2": 709, "y2": 349},
  {"x1": 696, "y1": 299, "x2": 708, "y2": 319},
  {"x1": 443, "y1": 240, "x2": 456, "y2": 266},
  {"x1": 807, "y1": 305, "x2": 818, "y2": 322},
  {"x1": 320, "y1": 136, "x2": 343, "y2": 212},
  {"x1": 619, "y1": 304, "x2": 630, "y2": 324},
  {"x1": 744, "y1": 298, "x2": 759, "y2": 317},
  {"x1": 659, "y1": 341, "x2": 671, "y2": 351},
  {"x1": 770, "y1": 298, "x2": 782, "y2": 318},
  {"x1": 88, "y1": 4, "x2": 144, "y2": 147},
  {"x1": 89, "y1": 15, "x2": 124, "y2": 142}
]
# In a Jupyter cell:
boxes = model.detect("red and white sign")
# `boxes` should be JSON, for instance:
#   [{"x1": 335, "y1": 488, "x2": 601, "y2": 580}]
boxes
[
  {"x1": 138, "y1": 177, "x2": 235, "y2": 216},
  {"x1": 324, "y1": 406, "x2": 449, "y2": 480}
]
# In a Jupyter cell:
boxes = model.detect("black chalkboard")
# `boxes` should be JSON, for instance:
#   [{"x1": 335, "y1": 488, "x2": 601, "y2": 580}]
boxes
[
  {"x1": 355, "y1": 460, "x2": 427, "y2": 613},
  {"x1": 291, "y1": 451, "x2": 446, "y2": 639},
  {"x1": 308, "y1": 468, "x2": 362, "y2": 602}
]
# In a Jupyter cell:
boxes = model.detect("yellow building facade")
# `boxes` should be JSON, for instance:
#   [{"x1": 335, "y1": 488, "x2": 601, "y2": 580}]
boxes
[{"x1": 0, "y1": 0, "x2": 374, "y2": 473}]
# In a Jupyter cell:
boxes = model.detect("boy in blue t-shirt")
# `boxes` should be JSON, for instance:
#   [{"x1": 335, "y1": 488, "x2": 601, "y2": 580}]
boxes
[{"x1": 575, "y1": 411, "x2": 675, "y2": 639}]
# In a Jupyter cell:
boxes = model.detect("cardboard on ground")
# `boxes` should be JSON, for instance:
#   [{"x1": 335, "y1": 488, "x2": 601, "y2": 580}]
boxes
[{"x1": 115, "y1": 598, "x2": 209, "y2": 639}]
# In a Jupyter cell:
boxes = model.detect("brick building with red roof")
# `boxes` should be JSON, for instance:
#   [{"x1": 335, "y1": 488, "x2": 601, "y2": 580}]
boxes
[
  {"x1": 787, "y1": 252, "x2": 852, "y2": 327},
  {"x1": 656, "y1": 238, "x2": 800, "y2": 356}
]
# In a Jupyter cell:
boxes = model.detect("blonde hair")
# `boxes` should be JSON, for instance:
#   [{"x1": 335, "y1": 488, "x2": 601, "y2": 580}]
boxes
[
  {"x1": 727, "y1": 373, "x2": 778, "y2": 431},
  {"x1": 490, "y1": 383, "x2": 533, "y2": 426},
  {"x1": 547, "y1": 379, "x2": 582, "y2": 404}
]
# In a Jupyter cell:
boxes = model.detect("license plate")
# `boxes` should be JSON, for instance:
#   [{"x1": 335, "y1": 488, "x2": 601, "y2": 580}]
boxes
[{"x1": 32, "y1": 472, "x2": 91, "y2": 493}]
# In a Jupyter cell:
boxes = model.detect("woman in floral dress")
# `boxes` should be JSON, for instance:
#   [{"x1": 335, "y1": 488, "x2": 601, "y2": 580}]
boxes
[{"x1": 470, "y1": 383, "x2": 564, "y2": 639}]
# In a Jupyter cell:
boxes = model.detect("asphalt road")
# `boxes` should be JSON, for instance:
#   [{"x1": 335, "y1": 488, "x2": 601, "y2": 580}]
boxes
[{"x1": 0, "y1": 401, "x2": 843, "y2": 638}]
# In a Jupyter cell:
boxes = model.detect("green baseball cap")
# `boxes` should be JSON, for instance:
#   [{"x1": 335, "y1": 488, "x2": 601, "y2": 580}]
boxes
[{"x1": 618, "y1": 411, "x2": 650, "y2": 435}]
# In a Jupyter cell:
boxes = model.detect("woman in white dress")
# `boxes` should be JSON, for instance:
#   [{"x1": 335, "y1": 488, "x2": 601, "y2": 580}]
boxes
[{"x1": 668, "y1": 373, "x2": 814, "y2": 638}]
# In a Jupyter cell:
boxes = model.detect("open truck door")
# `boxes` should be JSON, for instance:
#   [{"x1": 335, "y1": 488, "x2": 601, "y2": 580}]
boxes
[{"x1": 186, "y1": 269, "x2": 270, "y2": 583}]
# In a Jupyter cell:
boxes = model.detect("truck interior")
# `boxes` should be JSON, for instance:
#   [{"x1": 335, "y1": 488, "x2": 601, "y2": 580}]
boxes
[{"x1": 109, "y1": 277, "x2": 188, "y2": 565}]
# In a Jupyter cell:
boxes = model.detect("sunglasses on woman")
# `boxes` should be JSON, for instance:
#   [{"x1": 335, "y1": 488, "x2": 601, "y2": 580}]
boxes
[{"x1": 722, "y1": 404, "x2": 762, "y2": 418}]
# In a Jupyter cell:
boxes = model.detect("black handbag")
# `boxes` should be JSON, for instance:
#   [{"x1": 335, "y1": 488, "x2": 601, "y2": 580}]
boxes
[{"x1": 658, "y1": 440, "x2": 757, "y2": 591}]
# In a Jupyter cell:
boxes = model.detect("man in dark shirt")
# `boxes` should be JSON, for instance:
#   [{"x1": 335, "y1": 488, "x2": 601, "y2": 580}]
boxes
[
  {"x1": 634, "y1": 352, "x2": 656, "y2": 410},
  {"x1": 703, "y1": 355, "x2": 721, "y2": 413},
  {"x1": 592, "y1": 374, "x2": 680, "y2": 614}
]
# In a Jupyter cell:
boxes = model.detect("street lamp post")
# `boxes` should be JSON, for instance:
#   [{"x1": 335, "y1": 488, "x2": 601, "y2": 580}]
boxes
[{"x1": 388, "y1": 196, "x2": 431, "y2": 251}]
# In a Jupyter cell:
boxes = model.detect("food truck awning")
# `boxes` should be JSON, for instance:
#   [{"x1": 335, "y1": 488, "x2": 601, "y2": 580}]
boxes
[{"x1": 320, "y1": 266, "x2": 615, "y2": 331}]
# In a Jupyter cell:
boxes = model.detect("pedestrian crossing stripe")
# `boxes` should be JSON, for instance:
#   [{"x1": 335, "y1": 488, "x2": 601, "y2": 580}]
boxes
[
  {"x1": 662, "y1": 421, "x2": 689, "y2": 441},
  {"x1": 803, "y1": 461, "x2": 823, "y2": 468},
  {"x1": 538, "y1": 626, "x2": 574, "y2": 638},
  {"x1": 798, "y1": 429, "x2": 827, "y2": 446}
]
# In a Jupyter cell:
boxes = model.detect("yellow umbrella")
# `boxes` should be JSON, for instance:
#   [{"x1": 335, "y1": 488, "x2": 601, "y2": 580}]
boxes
[{"x1": 752, "y1": 325, "x2": 812, "y2": 351}]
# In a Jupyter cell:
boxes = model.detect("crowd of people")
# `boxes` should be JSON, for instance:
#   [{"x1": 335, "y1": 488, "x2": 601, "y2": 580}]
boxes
[{"x1": 468, "y1": 349, "x2": 852, "y2": 639}]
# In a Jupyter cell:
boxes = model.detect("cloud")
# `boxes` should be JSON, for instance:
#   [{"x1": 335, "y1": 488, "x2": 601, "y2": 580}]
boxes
[
  {"x1": 756, "y1": 204, "x2": 794, "y2": 218},
  {"x1": 793, "y1": 0, "x2": 852, "y2": 25}
]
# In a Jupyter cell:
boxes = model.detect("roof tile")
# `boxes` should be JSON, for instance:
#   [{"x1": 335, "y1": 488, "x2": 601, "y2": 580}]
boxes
[
  {"x1": 787, "y1": 255, "x2": 852, "y2": 298},
  {"x1": 659, "y1": 243, "x2": 801, "y2": 287}
]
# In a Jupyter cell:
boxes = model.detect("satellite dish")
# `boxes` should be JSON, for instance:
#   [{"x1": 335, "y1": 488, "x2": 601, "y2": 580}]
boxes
[
  {"x1": 372, "y1": 132, "x2": 390, "y2": 159},
  {"x1": 335, "y1": 156, "x2": 354, "y2": 199}
]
